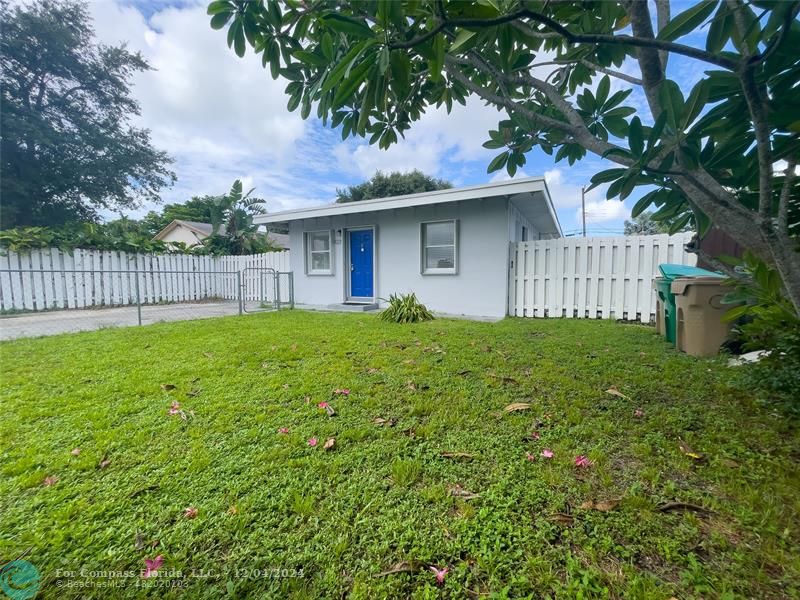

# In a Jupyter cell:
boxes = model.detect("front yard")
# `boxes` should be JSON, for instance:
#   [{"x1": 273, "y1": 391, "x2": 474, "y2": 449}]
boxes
[{"x1": 1, "y1": 311, "x2": 798, "y2": 598}]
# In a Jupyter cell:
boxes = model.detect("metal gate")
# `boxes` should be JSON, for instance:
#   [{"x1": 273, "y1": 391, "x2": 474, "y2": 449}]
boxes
[{"x1": 241, "y1": 267, "x2": 294, "y2": 313}]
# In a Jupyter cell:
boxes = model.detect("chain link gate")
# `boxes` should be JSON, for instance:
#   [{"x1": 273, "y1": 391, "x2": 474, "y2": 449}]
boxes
[{"x1": 240, "y1": 267, "x2": 294, "y2": 313}]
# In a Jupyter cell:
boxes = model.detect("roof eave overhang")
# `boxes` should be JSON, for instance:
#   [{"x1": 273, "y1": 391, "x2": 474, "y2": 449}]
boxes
[{"x1": 254, "y1": 177, "x2": 549, "y2": 225}]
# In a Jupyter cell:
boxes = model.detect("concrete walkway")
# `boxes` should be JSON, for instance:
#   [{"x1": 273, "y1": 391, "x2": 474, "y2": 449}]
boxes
[{"x1": 0, "y1": 302, "x2": 244, "y2": 341}]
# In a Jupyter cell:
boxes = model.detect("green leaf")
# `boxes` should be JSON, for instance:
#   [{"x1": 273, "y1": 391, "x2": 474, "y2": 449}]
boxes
[
  {"x1": 606, "y1": 176, "x2": 626, "y2": 199},
  {"x1": 588, "y1": 168, "x2": 627, "y2": 190},
  {"x1": 487, "y1": 152, "x2": 509, "y2": 173},
  {"x1": 595, "y1": 75, "x2": 610, "y2": 107},
  {"x1": 450, "y1": 29, "x2": 477, "y2": 53},
  {"x1": 657, "y1": 0, "x2": 717, "y2": 41},
  {"x1": 429, "y1": 34, "x2": 446, "y2": 82},
  {"x1": 507, "y1": 157, "x2": 518, "y2": 177},
  {"x1": 233, "y1": 21, "x2": 246, "y2": 57},
  {"x1": 603, "y1": 117, "x2": 629, "y2": 138},
  {"x1": 658, "y1": 80, "x2": 685, "y2": 130},
  {"x1": 706, "y1": 4, "x2": 732, "y2": 53},
  {"x1": 379, "y1": 46, "x2": 390, "y2": 75},
  {"x1": 294, "y1": 50, "x2": 328, "y2": 67},
  {"x1": 322, "y1": 14, "x2": 373, "y2": 38},
  {"x1": 683, "y1": 80, "x2": 709, "y2": 128},
  {"x1": 668, "y1": 212, "x2": 692, "y2": 234},
  {"x1": 631, "y1": 190, "x2": 659, "y2": 218},
  {"x1": 693, "y1": 207, "x2": 712, "y2": 236},
  {"x1": 619, "y1": 173, "x2": 638, "y2": 200},
  {"x1": 603, "y1": 89, "x2": 633, "y2": 111},
  {"x1": 629, "y1": 116, "x2": 644, "y2": 157},
  {"x1": 482, "y1": 139, "x2": 506, "y2": 150},
  {"x1": 390, "y1": 51, "x2": 410, "y2": 98},
  {"x1": 321, "y1": 33, "x2": 334, "y2": 61},
  {"x1": 267, "y1": 0, "x2": 282, "y2": 28},
  {"x1": 332, "y1": 59, "x2": 372, "y2": 108},
  {"x1": 286, "y1": 89, "x2": 302, "y2": 112},
  {"x1": 357, "y1": 72, "x2": 377, "y2": 135},
  {"x1": 322, "y1": 40, "x2": 374, "y2": 94},
  {"x1": 210, "y1": 11, "x2": 232, "y2": 30},
  {"x1": 207, "y1": 1, "x2": 231, "y2": 16},
  {"x1": 603, "y1": 107, "x2": 635, "y2": 119},
  {"x1": 646, "y1": 111, "x2": 668, "y2": 150},
  {"x1": 721, "y1": 303, "x2": 750, "y2": 321}
]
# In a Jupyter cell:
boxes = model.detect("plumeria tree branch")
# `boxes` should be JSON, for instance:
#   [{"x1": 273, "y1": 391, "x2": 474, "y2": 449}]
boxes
[{"x1": 210, "y1": 0, "x2": 800, "y2": 314}]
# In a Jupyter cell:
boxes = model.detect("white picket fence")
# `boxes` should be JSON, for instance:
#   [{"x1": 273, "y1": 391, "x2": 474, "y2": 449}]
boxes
[
  {"x1": 508, "y1": 233, "x2": 696, "y2": 322},
  {"x1": 0, "y1": 248, "x2": 291, "y2": 312}
]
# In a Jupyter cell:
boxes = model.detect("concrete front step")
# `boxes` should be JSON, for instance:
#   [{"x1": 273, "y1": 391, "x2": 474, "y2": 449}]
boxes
[{"x1": 327, "y1": 302, "x2": 379, "y2": 312}]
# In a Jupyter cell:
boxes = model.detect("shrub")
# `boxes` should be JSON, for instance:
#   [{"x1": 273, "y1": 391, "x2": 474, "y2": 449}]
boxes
[
  {"x1": 378, "y1": 293, "x2": 434, "y2": 323},
  {"x1": 723, "y1": 253, "x2": 800, "y2": 406}
]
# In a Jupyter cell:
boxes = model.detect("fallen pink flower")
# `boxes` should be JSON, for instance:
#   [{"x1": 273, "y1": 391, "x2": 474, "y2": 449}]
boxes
[
  {"x1": 334, "y1": 389, "x2": 350, "y2": 395},
  {"x1": 531, "y1": 431, "x2": 541, "y2": 441},
  {"x1": 307, "y1": 437, "x2": 318, "y2": 447},
  {"x1": 70, "y1": 448, "x2": 81, "y2": 456},
  {"x1": 525, "y1": 452, "x2": 536, "y2": 462},
  {"x1": 574, "y1": 455, "x2": 593, "y2": 468},
  {"x1": 541, "y1": 449, "x2": 554, "y2": 459},
  {"x1": 429, "y1": 566, "x2": 449, "y2": 585},
  {"x1": 318, "y1": 402, "x2": 329, "y2": 409},
  {"x1": 143, "y1": 555, "x2": 163, "y2": 578},
  {"x1": 42, "y1": 475, "x2": 58, "y2": 487},
  {"x1": 634, "y1": 408, "x2": 644, "y2": 417},
  {"x1": 184, "y1": 506, "x2": 198, "y2": 519},
  {"x1": 168, "y1": 401, "x2": 181, "y2": 415},
  {"x1": 278, "y1": 427, "x2": 289, "y2": 434}
]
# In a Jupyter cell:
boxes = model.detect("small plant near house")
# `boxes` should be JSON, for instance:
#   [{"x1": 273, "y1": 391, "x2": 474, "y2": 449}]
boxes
[{"x1": 379, "y1": 293, "x2": 434, "y2": 324}]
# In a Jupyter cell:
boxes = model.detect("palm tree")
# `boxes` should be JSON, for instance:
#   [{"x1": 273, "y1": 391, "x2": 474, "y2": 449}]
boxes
[{"x1": 206, "y1": 180, "x2": 269, "y2": 255}]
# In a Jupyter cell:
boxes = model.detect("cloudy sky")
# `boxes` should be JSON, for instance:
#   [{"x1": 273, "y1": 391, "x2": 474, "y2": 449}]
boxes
[{"x1": 89, "y1": 0, "x2": 702, "y2": 236}]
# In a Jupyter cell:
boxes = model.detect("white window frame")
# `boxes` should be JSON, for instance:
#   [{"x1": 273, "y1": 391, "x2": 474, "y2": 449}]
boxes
[
  {"x1": 305, "y1": 230, "x2": 333, "y2": 275},
  {"x1": 420, "y1": 219, "x2": 458, "y2": 275}
]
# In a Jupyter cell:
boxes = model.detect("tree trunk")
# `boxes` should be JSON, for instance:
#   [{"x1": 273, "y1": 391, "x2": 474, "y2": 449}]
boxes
[{"x1": 767, "y1": 236, "x2": 800, "y2": 316}]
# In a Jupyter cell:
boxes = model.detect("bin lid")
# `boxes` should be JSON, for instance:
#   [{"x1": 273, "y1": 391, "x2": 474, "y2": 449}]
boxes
[
  {"x1": 658, "y1": 263, "x2": 722, "y2": 281},
  {"x1": 670, "y1": 276, "x2": 729, "y2": 295}
]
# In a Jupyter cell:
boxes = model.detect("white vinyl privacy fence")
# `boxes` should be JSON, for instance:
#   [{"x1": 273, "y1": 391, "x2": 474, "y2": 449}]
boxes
[
  {"x1": 0, "y1": 248, "x2": 291, "y2": 313},
  {"x1": 508, "y1": 233, "x2": 696, "y2": 322}
]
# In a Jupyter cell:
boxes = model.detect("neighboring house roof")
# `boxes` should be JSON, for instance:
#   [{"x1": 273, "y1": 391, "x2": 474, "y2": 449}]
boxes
[
  {"x1": 153, "y1": 219, "x2": 289, "y2": 249},
  {"x1": 254, "y1": 176, "x2": 562, "y2": 237},
  {"x1": 267, "y1": 232, "x2": 290, "y2": 249},
  {"x1": 153, "y1": 219, "x2": 222, "y2": 241}
]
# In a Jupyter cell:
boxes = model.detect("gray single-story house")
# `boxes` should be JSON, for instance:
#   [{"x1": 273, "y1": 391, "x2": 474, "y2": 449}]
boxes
[{"x1": 256, "y1": 177, "x2": 561, "y2": 318}]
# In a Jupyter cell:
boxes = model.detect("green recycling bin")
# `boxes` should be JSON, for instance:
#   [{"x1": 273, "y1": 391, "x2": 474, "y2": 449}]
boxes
[
  {"x1": 653, "y1": 277, "x2": 670, "y2": 337},
  {"x1": 655, "y1": 264, "x2": 723, "y2": 344}
]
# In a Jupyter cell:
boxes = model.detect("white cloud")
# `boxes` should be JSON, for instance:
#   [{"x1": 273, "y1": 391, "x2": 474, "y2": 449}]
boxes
[
  {"x1": 88, "y1": 0, "x2": 311, "y2": 216},
  {"x1": 578, "y1": 199, "x2": 629, "y2": 224},
  {"x1": 78, "y1": 0, "x2": 648, "y2": 224},
  {"x1": 544, "y1": 167, "x2": 601, "y2": 209},
  {"x1": 333, "y1": 98, "x2": 504, "y2": 179},
  {"x1": 489, "y1": 169, "x2": 530, "y2": 182}
]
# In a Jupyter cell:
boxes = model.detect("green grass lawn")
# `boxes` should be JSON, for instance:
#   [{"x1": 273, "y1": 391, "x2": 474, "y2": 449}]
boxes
[{"x1": 1, "y1": 311, "x2": 798, "y2": 599}]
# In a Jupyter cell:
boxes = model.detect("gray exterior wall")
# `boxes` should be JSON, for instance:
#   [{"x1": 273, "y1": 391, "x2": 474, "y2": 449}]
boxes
[
  {"x1": 508, "y1": 202, "x2": 539, "y2": 242},
  {"x1": 287, "y1": 196, "x2": 515, "y2": 317}
]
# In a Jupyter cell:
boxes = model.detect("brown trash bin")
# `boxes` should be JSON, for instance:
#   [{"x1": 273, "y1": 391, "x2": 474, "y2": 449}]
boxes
[{"x1": 671, "y1": 277, "x2": 733, "y2": 357}]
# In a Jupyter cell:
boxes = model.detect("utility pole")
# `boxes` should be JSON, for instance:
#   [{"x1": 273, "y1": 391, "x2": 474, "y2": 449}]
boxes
[{"x1": 581, "y1": 186, "x2": 586, "y2": 237}]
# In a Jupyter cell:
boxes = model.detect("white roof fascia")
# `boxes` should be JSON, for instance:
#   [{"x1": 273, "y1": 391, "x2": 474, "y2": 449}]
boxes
[{"x1": 255, "y1": 177, "x2": 548, "y2": 225}]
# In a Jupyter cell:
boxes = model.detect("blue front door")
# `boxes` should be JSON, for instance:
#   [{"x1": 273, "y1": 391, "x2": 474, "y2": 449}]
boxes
[{"x1": 349, "y1": 229, "x2": 374, "y2": 298}]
